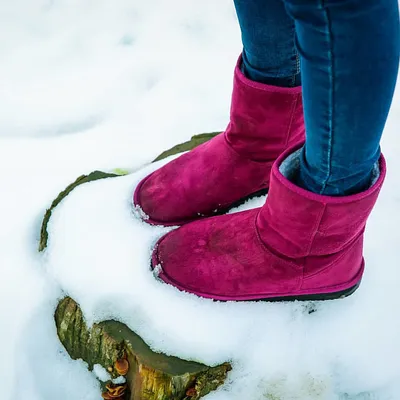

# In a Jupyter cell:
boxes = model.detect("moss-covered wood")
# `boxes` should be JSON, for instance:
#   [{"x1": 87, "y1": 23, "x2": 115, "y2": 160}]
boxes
[
  {"x1": 56, "y1": 297, "x2": 231, "y2": 400},
  {"x1": 42, "y1": 132, "x2": 230, "y2": 399}
]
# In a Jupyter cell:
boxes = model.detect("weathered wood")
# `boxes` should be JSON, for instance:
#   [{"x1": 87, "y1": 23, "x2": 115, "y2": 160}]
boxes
[
  {"x1": 42, "y1": 132, "x2": 230, "y2": 399},
  {"x1": 55, "y1": 297, "x2": 231, "y2": 400}
]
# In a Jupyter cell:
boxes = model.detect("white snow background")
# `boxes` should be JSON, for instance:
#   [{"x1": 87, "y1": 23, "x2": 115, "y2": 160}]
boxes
[{"x1": 0, "y1": 1, "x2": 399, "y2": 399}]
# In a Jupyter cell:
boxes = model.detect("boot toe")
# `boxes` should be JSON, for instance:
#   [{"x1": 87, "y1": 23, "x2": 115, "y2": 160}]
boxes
[
  {"x1": 151, "y1": 221, "x2": 219, "y2": 296},
  {"x1": 134, "y1": 157, "x2": 196, "y2": 225},
  {"x1": 134, "y1": 170, "x2": 173, "y2": 225}
]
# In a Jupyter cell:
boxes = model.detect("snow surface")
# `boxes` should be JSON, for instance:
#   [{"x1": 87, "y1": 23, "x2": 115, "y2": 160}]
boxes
[{"x1": 0, "y1": 1, "x2": 399, "y2": 399}]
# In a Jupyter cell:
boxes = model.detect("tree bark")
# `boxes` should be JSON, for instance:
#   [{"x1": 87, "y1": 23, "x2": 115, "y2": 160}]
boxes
[{"x1": 55, "y1": 297, "x2": 231, "y2": 400}]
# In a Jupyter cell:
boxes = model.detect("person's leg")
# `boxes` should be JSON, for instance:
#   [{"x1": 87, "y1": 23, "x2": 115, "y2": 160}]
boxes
[
  {"x1": 283, "y1": 0, "x2": 399, "y2": 196},
  {"x1": 234, "y1": 0, "x2": 301, "y2": 87}
]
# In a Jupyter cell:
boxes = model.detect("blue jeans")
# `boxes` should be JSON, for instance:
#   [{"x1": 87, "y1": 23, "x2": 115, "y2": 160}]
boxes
[{"x1": 234, "y1": 0, "x2": 400, "y2": 196}]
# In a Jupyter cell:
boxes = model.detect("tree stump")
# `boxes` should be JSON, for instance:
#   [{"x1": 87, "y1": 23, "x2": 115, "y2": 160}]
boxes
[
  {"x1": 40, "y1": 132, "x2": 231, "y2": 400},
  {"x1": 55, "y1": 297, "x2": 231, "y2": 400}
]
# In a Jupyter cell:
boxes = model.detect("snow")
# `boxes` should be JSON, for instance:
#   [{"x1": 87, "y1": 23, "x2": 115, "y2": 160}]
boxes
[
  {"x1": 113, "y1": 376, "x2": 126, "y2": 385},
  {"x1": 93, "y1": 364, "x2": 111, "y2": 383},
  {"x1": 0, "y1": 1, "x2": 399, "y2": 400}
]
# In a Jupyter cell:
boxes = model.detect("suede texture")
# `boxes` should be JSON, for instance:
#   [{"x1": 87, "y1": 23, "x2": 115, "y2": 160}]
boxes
[
  {"x1": 134, "y1": 56, "x2": 304, "y2": 226},
  {"x1": 151, "y1": 144, "x2": 386, "y2": 301}
]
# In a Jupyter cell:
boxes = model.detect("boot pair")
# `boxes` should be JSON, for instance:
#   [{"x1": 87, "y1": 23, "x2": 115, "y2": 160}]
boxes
[{"x1": 134, "y1": 57, "x2": 385, "y2": 301}]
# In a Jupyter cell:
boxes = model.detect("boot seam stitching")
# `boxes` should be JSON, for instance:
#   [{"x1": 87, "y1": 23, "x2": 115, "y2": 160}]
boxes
[
  {"x1": 305, "y1": 204, "x2": 327, "y2": 257},
  {"x1": 303, "y1": 251, "x2": 353, "y2": 282},
  {"x1": 300, "y1": 264, "x2": 363, "y2": 291},
  {"x1": 254, "y1": 210, "x2": 303, "y2": 274},
  {"x1": 302, "y1": 231, "x2": 364, "y2": 282},
  {"x1": 223, "y1": 130, "x2": 276, "y2": 164},
  {"x1": 300, "y1": 206, "x2": 327, "y2": 289},
  {"x1": 283, "y1": 94, "x2": 300, "y2": 149}
]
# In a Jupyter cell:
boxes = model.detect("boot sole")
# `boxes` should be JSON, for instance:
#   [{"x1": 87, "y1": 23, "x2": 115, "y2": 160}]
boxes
[
  {"x1": 257, "y1": 282, "x2": 360, "y2": 302},
  {"x1": 151, "y1": 236, "x2": 362, "y2": 303},
  {"x1": 156, "y1": 269, "x2": 360, "y2": 303}
]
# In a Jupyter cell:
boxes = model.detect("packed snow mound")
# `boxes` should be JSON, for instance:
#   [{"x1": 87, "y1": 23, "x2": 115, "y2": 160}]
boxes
[{"x1": 43, "y1": 156, "x2": 400, "y2": 400}]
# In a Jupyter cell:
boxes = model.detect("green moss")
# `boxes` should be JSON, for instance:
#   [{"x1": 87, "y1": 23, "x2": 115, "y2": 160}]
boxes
[
  {"x1": 112, "y1": 168, "x2": 130, "y2": 175},
  {"x1": 153, "y1": 132, "x2": 220, "y2": 162}
]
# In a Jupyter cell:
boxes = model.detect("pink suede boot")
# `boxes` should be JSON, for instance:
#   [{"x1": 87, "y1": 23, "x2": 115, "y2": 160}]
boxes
[
  {"x1": 151, "y1": 143, "x2": 386, "y2": 301},
  {"x1": 134, "y1": 56, "x2": 304, "y2": 226}
]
